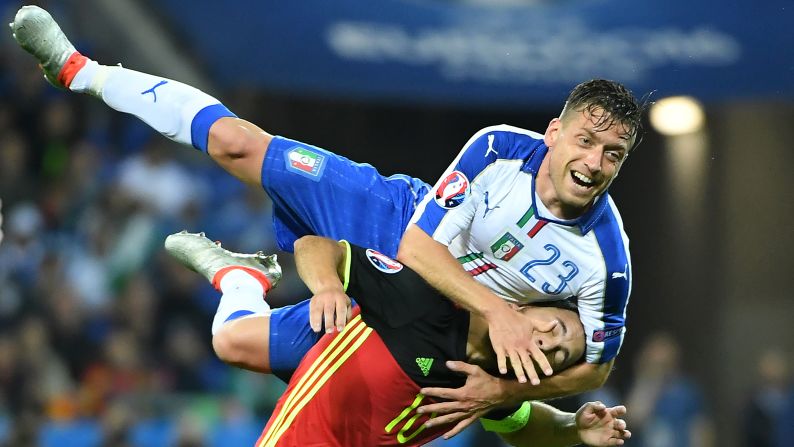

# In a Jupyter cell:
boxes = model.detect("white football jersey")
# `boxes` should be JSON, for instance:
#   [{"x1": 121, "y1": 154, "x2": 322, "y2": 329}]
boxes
[{"x1": 410, "y1": 125, "x2": 632, "y2": 364}]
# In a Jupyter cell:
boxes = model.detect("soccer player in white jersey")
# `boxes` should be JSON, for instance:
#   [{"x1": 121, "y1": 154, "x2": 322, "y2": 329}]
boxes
[
  {"x1": 401, "y1": 105, "x2": 637, "y2": 433},
  {"x1": 11, "y1": 5, "x2": 645, "y2": 435}
]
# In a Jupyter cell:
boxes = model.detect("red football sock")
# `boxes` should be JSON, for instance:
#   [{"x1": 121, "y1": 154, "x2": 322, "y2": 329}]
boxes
[
  {"x1": 56, "y1": 51, "x2": 88, "y2": 88},
  {"x1": 212, "y1": 266, "x2": 272, "y2": 293}
]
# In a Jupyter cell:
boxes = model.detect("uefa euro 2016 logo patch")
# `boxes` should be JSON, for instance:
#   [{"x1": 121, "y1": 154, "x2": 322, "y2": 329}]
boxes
[
  {"x1": 435, "y1": 170, "x2": 470, "y2": 209},
  {"x1": 285, "y1": 146, "x2": 327, "y2": 181},
  {"x1": 365, "y1": 249, "x2": 403, "y2": 274}
]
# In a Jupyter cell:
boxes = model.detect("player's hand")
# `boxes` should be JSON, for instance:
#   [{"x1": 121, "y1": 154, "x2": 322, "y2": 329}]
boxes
[
  {"x1": 576, "y1": 401, "x2": 632, "y2": 446},
  {"x1": 417, "y1": 361, "x2": 512, "y2": 439},
  {"x1": 486, "y1": 303, "x2": 555, "y2": 385},
  {"x1": 309, "y1": 287, "x2": 352, "y2": 333}
]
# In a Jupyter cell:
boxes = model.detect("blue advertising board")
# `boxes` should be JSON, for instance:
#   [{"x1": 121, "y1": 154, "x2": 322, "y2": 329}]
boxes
[{"x1": 160, "y1": 0, "x2": 793, "y2": 106}]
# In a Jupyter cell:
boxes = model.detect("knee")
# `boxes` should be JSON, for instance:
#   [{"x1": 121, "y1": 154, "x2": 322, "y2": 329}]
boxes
[
  {"x1": 212, "y1": 324, "x2": 249, "y2": 365},
  {"x1": 207, "y1": 117, "x2": 262, "y2": 161}
]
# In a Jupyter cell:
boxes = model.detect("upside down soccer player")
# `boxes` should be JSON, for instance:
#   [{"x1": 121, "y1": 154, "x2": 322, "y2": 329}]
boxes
[{"x1": 164, "y1": 231, "x2": 631, "y2": 447}]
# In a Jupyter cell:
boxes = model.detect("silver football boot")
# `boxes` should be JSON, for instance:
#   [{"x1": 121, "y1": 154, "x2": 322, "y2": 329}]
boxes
[
  {"x1": 10, "y1": 5, "x2": 78, "y2": 87},
  {"x1": 164, "y1": 231, "x2": 281, "y2": 289}
]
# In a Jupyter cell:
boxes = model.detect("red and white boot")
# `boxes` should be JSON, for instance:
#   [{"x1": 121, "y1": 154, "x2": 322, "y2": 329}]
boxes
[{"x1": 164, "y1": 231, "x2": 281, "y2": 293}]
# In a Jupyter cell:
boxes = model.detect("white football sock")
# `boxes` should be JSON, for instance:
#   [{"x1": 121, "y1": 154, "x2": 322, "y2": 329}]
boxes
[
  {"x1": 69, "y1": 61, "x2": 229, "y2": 150},
  {"x1": 211, "y1": 269, "x2": 271, "y2": 335}
]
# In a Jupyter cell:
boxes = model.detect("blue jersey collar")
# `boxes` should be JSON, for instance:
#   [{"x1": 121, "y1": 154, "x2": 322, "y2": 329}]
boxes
[{"x1": 523, "y1": 144, "x2": 611, "y2": 235}]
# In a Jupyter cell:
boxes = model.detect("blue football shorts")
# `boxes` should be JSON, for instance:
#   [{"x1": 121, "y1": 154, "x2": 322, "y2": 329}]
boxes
[{"x1": 261, "y1": 136, "x2": 430, "y2": 381}]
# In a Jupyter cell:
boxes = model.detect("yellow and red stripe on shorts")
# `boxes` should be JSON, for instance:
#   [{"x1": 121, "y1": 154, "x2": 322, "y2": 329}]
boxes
[{"x1": 257, "y1": 313, "x2": 373, "y2": 447}]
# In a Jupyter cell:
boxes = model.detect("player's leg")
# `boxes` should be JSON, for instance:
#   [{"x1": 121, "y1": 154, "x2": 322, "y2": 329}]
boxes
[
  {"x1": 10, "y1": 5, "x2": 431, "y2": 230},
  {"x1": 164, "y1": 231, "x2": 283, "y2": 370},
  {"x1": 207, "y1": 117, "x2": 270, "y2": 186},
  {"x1": 10, "y1": 6, "x2": 267, "y2": 187},
  {"x1": 11, "y1": 5, "x2": 430, "y2": 378},
  {"x1": 209, "y1": 140, "x2": 430, "y2": 377},
  {"x1": 164, "y1": 230, "x2": 321, "y2": 379},
  {"x1": 260, "y1": 136, "x2": 431, "y2": 256},
  {"x1": 212, "y1": 300, "x2": 324, "y2": 381},
  {"x1": 211, "y1": 316, "x2": 270, "y2": 373}
]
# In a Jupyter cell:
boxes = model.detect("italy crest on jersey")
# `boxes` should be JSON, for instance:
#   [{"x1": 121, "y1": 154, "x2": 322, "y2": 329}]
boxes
[
  {"x1": 490, "y1": 232, "x2": 524, "y2": 262},
  {"x1": 435, "y1": 171, "x2": 470, "y2": 209},
  {"x1": 365, "y1": 249, "x2": 403, "y2": 274},
  {"x1": 285, "y1": 146, "x2": 327, "y2": 181}
]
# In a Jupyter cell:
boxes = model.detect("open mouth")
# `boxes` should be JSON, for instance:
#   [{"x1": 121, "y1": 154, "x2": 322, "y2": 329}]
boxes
[{"x1": 570, "y1": 170, "x2": 595, "y2": 188}]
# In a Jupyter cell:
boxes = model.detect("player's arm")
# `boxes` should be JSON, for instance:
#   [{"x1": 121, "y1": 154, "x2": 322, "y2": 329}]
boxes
[
  {"x1": 293, "y1": 236, "x2": 352, "y2": 333},
  {"x1": 399, "y1": 228, "x2": 611, "y2": 395},
  {"x1": 419, "y1": 271, "x2": 626, "y2": 436},
  {"x1": 418, "y1": 360, "x2": 613, "y2": 438},
  {"x1": 397, "y1": 224, "x2": 506, "y2": 318},
  {"x1": 521, "y1": 360, "x2": 612, "y2": 398},
  {"x1": 491, "y1": 401, "x2": 630, "y2": 447},
  {"x1": 398, "y1": 225, "x2": 553, "y2": 385},
  {"x1": 484, "y1": 360, "x2": 613, "y2": 402}
]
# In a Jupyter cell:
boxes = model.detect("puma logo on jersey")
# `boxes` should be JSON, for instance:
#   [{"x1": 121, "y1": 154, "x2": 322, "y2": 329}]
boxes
[
  {"x1": 611, "y1": 265, "x2": 628, "y2": 280},
  {"x1": 482, "y1": 191, "x2": 500, "y2": 218},
  {"x1": 485, "y1": 134, "x2": 498, "y2": 157}
]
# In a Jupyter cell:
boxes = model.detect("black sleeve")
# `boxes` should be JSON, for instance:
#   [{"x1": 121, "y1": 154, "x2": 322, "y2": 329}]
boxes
[{"x1": 343, "y1": 242, "x2": 440, "y2": 327}]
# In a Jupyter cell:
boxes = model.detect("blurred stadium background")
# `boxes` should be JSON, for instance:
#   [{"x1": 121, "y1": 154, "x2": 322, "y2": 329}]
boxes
[{"x1": 0, "y1": 0, "x2": 792, "y2": 446}]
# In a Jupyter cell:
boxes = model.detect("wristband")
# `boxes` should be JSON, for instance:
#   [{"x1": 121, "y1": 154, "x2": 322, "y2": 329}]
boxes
[{"x1": 480, "y1": 401, "x2": 532, "y2": 433}]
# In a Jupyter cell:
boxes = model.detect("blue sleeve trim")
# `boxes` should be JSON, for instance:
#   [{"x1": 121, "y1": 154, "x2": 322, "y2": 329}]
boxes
[
  {"x1": 592, "y1": 208, "x2": 631, "y2": 363},
  {"x1": 190, "y1": 103, "x2": 237, "y2": 152},
  {"x1": 457, "y1": 130, "x2": 541, "y2": 179}
]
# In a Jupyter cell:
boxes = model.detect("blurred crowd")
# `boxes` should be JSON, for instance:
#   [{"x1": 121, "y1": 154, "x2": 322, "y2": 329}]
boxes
[
  {"x1": 0, "y1": 8, "x2": 793, "y2": 447},
  {"x1": 0, "y1": 25, "x2": 304, "y2": 446}
]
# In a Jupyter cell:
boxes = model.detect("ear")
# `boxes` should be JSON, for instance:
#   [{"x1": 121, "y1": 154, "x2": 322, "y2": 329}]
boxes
[{"x1": 544, "y1": 117, "x2": 562, "y2": 150}]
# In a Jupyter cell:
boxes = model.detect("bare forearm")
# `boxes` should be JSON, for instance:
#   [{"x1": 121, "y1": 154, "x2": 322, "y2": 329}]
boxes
[
  {"x1": 500, "y1": 402, "x2": 579, "y2": 447},
  {"x1": 397, "y1": 225, "x2": 508, "y2": 317},
  {"x1": 293, "y1": 236, "x2": 347, "y2": 293},
  {"x1": 498, "y1": 361, "x2": 613, "y2": 403}
]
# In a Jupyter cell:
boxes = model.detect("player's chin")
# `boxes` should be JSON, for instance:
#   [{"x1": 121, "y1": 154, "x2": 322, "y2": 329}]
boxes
[
  {"x1": 572, "y1": 178, "x2": 609, "y2": 201},
  {"x1": 562, "y1": 189, "x2": 596, "y2": 209},
  {"x1": 564, "y1": 179, "x2": 598, "y2": 201}
]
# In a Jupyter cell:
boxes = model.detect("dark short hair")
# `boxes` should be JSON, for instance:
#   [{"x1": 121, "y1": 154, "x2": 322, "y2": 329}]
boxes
[{"x1": 561, "y1": 79, "x2": 648, "y2": 150}]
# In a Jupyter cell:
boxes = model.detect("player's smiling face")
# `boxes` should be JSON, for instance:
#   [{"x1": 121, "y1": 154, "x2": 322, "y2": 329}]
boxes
[{"x1": 540, "y1": 107, "x2": 631, "y2": 219}]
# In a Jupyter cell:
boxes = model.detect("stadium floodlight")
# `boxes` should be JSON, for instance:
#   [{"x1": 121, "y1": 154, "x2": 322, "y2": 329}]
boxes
[{"x1": 649, "y1": 96, "x2": 705, "y2": 136}]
